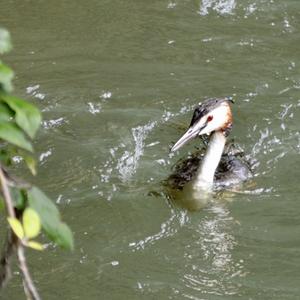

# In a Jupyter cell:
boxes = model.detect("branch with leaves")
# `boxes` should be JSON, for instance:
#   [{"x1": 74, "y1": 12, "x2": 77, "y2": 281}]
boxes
[{"x1": 0, "y1": 28, "x2": 74, "y2": 299}]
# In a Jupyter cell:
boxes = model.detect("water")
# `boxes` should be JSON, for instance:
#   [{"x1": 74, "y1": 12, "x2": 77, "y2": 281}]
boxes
[{"x1": 1, "y1": 0, "x2": 300, "y2": 299}]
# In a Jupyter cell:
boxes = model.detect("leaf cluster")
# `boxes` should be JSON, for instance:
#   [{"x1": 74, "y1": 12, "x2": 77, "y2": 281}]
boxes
[
  {"x1": 0, "y1": 29, "x2": 41, "y2": 171},
  {"x1": 6, "y1": 185, "x2": 74, "y2": 250},
  {"x1": 8, "y1": 207, "x2": 43, "y2": 250},
  {"x1": 0, "y1": 28, "x2": 73, "y2": 251}
]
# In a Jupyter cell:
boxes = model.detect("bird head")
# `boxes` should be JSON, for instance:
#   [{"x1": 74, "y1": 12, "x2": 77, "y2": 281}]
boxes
[{"x1": 171, "y1": 97, "x2": 233, "y2": 152}]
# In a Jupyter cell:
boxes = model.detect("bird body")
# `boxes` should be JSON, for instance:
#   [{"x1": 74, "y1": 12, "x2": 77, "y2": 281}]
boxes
[{"x1": 167, "y1": 98, "x2": 252, "y2": 209}]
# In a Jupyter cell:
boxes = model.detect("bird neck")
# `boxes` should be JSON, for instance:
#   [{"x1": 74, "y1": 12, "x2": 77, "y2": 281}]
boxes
[{"x1": 193, "y1": 131, "x2": 226, "y2": 190}]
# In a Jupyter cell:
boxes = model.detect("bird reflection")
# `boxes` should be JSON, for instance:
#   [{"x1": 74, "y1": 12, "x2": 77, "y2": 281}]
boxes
[{"x1": 181, "y1": 204, "x2": 245, "y2": 297}]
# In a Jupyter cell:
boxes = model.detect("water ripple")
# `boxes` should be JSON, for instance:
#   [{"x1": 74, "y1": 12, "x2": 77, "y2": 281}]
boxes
[
  {"x1": 181, "y1": 204, "x2": 245, "y2": 297},
  {"x1": 198, "y1": 0, "x2": 236, "y2": 16},
  {"x1": 26, "y1": 84, "x2": 46, "y2": 100},
  {"x1": 129, "y1": 209, "x2": 188, "y2": 251},
  {"x1": 98, "y1": 102, "x2": 194, "y2": 199}
]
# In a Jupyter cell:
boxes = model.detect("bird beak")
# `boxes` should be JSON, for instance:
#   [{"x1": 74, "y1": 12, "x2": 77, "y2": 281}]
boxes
[{"x1": 171, "y1": 123, "x2": 206, "y2": 152}]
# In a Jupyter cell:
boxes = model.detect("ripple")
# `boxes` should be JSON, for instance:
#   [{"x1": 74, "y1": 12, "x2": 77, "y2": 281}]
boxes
[
  {"x1": 181, "y1": 204, "x2": 244, "y2": 297},
  {"x1": 42, "y1": 117, "x2": 67, "y2": 129},
  {"x1": 244, "y1": 3, "x2": 257, "y2": 16},
  {"x1": 39, "y1": 149, "x2": 53, "y2": 165},
  {"x1": 167, "y1": 1, "x2": 176, "y2": 9},
  {"x1": 129, "y1": 209, "x2": 188, "y2": 251},
  {"x1": 87, "y1": 102, "x2": 101, "y2": 114},
  {"x1": 198, "y1": 0, "x2": 236, "y2": 16},
  {"x1": 26, "y1": 84, "x2": 46, "y2": 100},
  {"x1": 97, "y1": 102, "x2": 194, "y2": 198}
]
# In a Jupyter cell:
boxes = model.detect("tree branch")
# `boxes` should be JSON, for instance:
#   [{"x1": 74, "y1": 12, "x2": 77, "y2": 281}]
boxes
[
  {"x1": 0, "y1": 166, "x2": 16, "y2": 218},
  {"x1": 17, "y1": 244, "x2": 41, "y2": 300}
]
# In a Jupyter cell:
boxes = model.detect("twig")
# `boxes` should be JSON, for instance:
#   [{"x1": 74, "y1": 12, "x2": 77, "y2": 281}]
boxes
[
  {"x1": 0, "y1": 166, "x2": 41, "y2": 300},
  {"x1": 0, "y1": 166, "x2": 16, "y2": 218},
  {"x1": 17, "y1": 244, "x2": 41, "y2": 300}
]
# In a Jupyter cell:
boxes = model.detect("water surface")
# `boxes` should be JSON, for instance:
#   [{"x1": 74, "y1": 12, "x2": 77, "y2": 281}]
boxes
[{"x1": 1, "y1": 0, "x2": 300, "y2": 299}]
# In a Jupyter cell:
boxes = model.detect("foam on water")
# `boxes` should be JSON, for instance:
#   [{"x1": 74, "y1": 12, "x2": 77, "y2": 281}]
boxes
[{"x1": 199, "y1": 0, "x2": 236, "y2": 15}]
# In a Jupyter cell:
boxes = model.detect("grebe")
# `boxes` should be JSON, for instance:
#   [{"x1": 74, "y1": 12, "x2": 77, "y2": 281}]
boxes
[{"x1": 167, "y1": 97, "x2": 252, "y2": 209}]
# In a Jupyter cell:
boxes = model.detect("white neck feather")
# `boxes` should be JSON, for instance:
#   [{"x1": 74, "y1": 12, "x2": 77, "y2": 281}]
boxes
[{"x1": 193, "y1": 131, "x2": 226, "y2": 190}]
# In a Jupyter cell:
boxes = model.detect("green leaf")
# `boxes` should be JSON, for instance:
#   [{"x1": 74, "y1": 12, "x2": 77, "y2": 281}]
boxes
[
  {"x1": 28, "y1": 186, "x2": 60, "y2": 222},
  {"x1": 0, "y1": 101, "x2": 14, "y2": 122},
  {"x1": 0, "y1": 149, "x2": 12, "y2": 165},
  {"x1": 27, "y1": 241, "x2": 44, "y2": 251},
  {"x1": 0, "y1": 121, "x2": 33, "y2": 152},
  {"x1": 1, "y1": 95, "x2": 41, "y2": 139},
  {"x1": 10, "y1": 187, "x2": 26, "y2": 209},
  {"x1": 23, "y1": 154, "x2": 37, "y2": 175},
  {"x1": 0, "y1": 28, "x2": 12, "y2": 54},
  {"x1": 27, "y1": 186, "x2": 74, "y2": 250},
  {"x1": 0, "y1": 63, "x2": 14, "y2": 93},
  {"x1": 54, "y1": 222, "x2": 74, "y2": 250},
  {"x1": 7, "y1": 217, "x2": 24, "y2": 239},
  {"x1": 23, "y1": 208, "x2": 41, "y2": 239}
]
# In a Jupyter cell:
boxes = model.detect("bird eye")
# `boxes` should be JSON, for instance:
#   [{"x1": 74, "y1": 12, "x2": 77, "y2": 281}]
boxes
[{"x1": 207, "y1": 115, "x2": 213, "y2": 122}]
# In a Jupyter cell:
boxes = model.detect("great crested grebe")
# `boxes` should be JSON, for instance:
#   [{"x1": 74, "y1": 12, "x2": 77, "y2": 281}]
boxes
[{"x1": 167, "y1": 97, "x2": 252, "y2": 209}]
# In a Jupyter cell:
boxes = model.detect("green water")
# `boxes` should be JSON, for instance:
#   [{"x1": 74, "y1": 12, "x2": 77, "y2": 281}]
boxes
[{"x1": 1, "y1": 0, "x2": 300, "y2": 299}]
